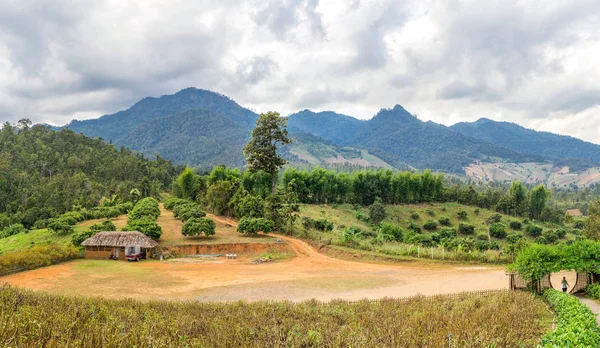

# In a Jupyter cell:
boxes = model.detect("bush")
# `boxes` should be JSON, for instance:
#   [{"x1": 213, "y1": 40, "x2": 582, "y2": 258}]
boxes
[
  {"x1": 438, "y1": 217, "x2": 451, "y2": 226},
  {"x1": 0, "y1": 244, "x2": 80, "y2": 276},
  {"x1": 535, "y1": 236, "x2": 548, "y2": 244},
  {"x1": 414, "y1": 234, "x2": 435, "y2": 247},
  {"x1": 457, "y1": 210, "x2": 468, "y2": 220},
  {"x1": 89, "y1": 220, "x2": 116, "y2": 232},
  {"x1": 525, "y1": 224, "x2": 543, "y2": 237},
  {"x1": 47, "y1": 219, "x2": 74, "y2": 235},
  {"x1": 506, "y1": 233, "x2": 523, "y2": 244},
  {"x1": 458, "y1": 223, "x2": 475, "y2": 235},
  {"x1": 302, "y1": 217, "x2": 334, "y2": 232},
  {"x1": 438, "y1": 228, "x2": 457, "y2": 241},
  {"x1": 541, "y1": 289, "x2": 600, "y2": 346},
  {"x1": 408, "y1": 222, "x2": 421, "y2": 234},
  {"x1": 368, "y1": 198, "x2": 386, "y2": 225},
  {"x1": 380, "y1": 222, "x2": 404, "y2": 242},
  {"x1": 182, "y1": 217, "x2": 216, "y2": 237},
  {"x1": 173, "y1": 203, "x2": 206, "y2": 222},
  {"x1": 128, "y1": 197, "x2": 160, "y2": 221},
  {"x1": 476, "y1": 233, "x2": 489, "y2": 241},
  {"x1": 423, "y1": 220, "x2": 438, "y2": 231},
  {"x1": 509, "y1": 221, "x2": 522, "y2": 230},
  {"x1": 124, "y1": 218, "x2": 162, "y2": 239},
  {"x1": 487, "y1": 213, "x2": 502, "y2": 224},
  {"x1": 426, "y1": 209, "x2": 435, "y2": 217},
  {"x1": 164, "y1": 197, "x2": 189, "y2": 210},
  {"x1": 556, "y1": 228, "x2": 567, "y2": 239},
  {"x1": 542, "y1": 230, "x2": 559, "y2": 244},
  {"x1": 0, "y1": 224, "x2": 27, "y2": 238},
  {"x1": 72, "y1": 230, "x2": 96, "y2": 246},
  {"x1": 237, "y1": 218, "x2": 274, "y2": 235},
  {"x1": 410, "y1": 212, "x2": 420, "y2": 220},
  {"x1": 474, "y1": 208, "x2": 480, "y2": 215},
  {"x1": 574, "y1": 219, "x2": 586, "y2": 230},
  {"x1": 489, "y1": 223, "x2": 507, "y2": 239}
]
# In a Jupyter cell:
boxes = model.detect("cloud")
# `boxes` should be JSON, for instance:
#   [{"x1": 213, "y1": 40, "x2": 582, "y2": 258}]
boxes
[{"x1": 0, "y1": 0, "x2": 599, "y2": 144}]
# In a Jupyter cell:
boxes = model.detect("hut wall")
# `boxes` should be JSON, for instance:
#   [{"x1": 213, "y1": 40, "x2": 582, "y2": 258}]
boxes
[
  {"x1": 165, "y1": 242, "x2": 290, "y2": 256},
  {"x1": 84, "y1": 246, "x2": 126, "y2": 260}
]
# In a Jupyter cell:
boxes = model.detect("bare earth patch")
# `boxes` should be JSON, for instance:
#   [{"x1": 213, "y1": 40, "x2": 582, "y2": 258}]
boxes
[{"x1": 1, "y1": 231, "x2": 507, "y2": 302}]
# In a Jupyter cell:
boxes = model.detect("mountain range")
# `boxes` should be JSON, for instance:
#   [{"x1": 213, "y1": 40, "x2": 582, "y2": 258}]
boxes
[{"x1": 62, "y1": 88, "x2": 600, "y2": 186}]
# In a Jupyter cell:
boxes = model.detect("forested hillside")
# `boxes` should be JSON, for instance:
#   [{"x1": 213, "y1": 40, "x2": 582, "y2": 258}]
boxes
[
  {"x1": 0, "y1": 121, "x2": 178, "y2": 228},
  {"x1": 451, "y1": 118, "x2": 600, "y2": 165}
]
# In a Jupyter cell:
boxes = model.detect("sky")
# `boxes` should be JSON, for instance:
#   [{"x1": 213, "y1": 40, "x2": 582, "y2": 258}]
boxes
[{"x1": 1, "y1": 0, "x2": 599, "y2": 143}]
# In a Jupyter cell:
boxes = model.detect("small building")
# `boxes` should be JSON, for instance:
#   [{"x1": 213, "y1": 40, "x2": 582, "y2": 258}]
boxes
[{"x1": 81, "y1": 231, "x2": 158, "y2": 261}]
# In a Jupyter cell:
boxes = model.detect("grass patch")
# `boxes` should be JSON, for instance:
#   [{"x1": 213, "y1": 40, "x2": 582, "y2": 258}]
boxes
[{"x1": 0, "y1": 229, "x2": 72, "y2": 254}]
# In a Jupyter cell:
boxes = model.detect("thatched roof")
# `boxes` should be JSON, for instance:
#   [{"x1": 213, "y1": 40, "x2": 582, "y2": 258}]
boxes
[{"x1": 81, "y1": 231, "x2": 158, "y2": 248}]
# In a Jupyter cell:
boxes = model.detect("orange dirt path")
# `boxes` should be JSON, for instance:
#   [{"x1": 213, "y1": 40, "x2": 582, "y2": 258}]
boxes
[{"x1": 1, "y1": 214, "x2": 508, "y2": 302}]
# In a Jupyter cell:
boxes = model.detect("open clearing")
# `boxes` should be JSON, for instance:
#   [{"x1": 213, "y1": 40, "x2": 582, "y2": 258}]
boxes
[{"x1": 0, "y1": 227, "x2": 507, "y2": 302}]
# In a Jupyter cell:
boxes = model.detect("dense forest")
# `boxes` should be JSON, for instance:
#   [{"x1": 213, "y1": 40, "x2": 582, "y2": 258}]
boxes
[{"x1": 0, "y1": 121, "x2": 179, "y2": 228}]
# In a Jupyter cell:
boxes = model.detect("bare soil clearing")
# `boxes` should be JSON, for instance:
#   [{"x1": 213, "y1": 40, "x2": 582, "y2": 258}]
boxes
[{"x1": 1, "y1": 217, "x2": 508, "y2": 301}]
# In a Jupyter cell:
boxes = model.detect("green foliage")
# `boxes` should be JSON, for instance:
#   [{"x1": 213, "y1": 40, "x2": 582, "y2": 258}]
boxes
[
  {"x1": 423, "y1": 220, "x2": 438, "y2": 231},
  {"x1": 506, "y1": 233, "x2": 523, "y2": 244},
  {"x1": 487, "y1": 213, "x2": 502, "y2": 224},
  {"x1": 585, "y1": 284, "x2": 600, "y2": 300},
  {"x1": 438, "y1": 217, "x2": 451, "y2": 226},
  {"x1": 410, "y1": 212, "x2": 420, "y2": 220},
  {"x1": 229, "y1": 189, "x2": 265, "y2": 219},
  {"x1": 457, "y1": 210, "x2": 468, "y2": 220},
  {"x1": 237, "y1": 217, "x2": 274, "y2": 235},
  {"x1": 368, "y1": 198, "x2": 386, "y2": 225},
  {"x1": 0, "y1": 244, "x2": 80, "y2": 276},
  {"x1": 489, "y1": 223, "x2": 507, "y2": 239},
  {"x1": 48, "y1": 219, "x2": 74, "y2": 235},
  {"x1": 72, "y1": 230, "x2": 96, "y2": 247},
  {"x1": 0, "y1": 124, "x2": 174, "y2": 225},
  {"x1": 89, "y1": 220, "x2": 116, "y2": 233},
  {"x1": 182, "y1": 217, "x2": 216, "y2": 237},
  {"x1": 302, "y1": 217, "x2": 334, "y2": 232},
  {"x1": 525, "y1": 224, "x2": 543, "y2": 237},
  {"x1": 541, "y1": 289, "x2": 600, "y2": 347},
  {"x1": 264, "y1": 188, "x2": 299, "y2": 234},
  {"x1": 173, "y1": 203, "x2": 206, "y2": 222},
  {"x1": 542, "y1": 230, "x2": 559, "y2": 244},
  {"x1": 0, "y1": 224, "x2": 27, "y2": 238},
  {"x1": 128, "y1": 197, "x2": 160, "y2": 221},
  {"x1": 124, "y1": 218, "x2": 162, "y2": 240},
  {"x1": 244, "y1": 111, "x2": 292, "y2": 192},
  {"x1": 379, "y1": 222, "x2": 404, "y2": 242},
  {"x1": 529, "y1": 184, "x2": 549, "y2": 220},
  {"x1": 458, "y1": 223, "x2": 475, "y2": 235},
  {"x1": 206, "y1": 180, "x2": 236, "y2": 216},
  {"x1": 408, "y1": 222, "x2": 421, "y2": 234},
  {"x1": 512, "y1": 243, "x2": 559, "y2": 282},
  {"x1": 509, "y1": 221, "x2": 522, "y2": 230},
  {"x1": 585, "y1": 200, "x2": 600, "y2": 240},
  {"x1": 164, "y1": 197, "x2": 189, "y2": 210}
]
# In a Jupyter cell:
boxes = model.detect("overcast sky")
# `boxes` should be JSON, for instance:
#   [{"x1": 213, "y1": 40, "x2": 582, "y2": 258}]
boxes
[{"x1": 1, "y1": 0, "x2": 599, "y2": 143}]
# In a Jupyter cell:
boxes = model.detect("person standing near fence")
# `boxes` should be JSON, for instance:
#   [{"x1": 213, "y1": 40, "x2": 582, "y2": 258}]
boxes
[{"x1": 561, "y1": 277, "x2": 569, "y2": 293}]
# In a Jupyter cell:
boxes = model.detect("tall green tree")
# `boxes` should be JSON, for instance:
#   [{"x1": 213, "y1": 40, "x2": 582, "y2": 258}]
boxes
[
  {"x1": 529, "y1": 184, "x2": 549, "y2": 220},
  {"x1": 585, "y1": 200, "x2": 600, "y2": 240},
  {"x1": 509, "y1": 181, "x2": 527, "y2": 217},
  {"x1": 243, "y1": 111, "x2": 292, "y2": 193}
]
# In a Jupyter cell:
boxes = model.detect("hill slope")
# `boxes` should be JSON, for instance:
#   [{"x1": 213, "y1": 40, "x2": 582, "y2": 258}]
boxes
[{"x1": 451, "y1": 118, "x2": 600, "y2": 165}]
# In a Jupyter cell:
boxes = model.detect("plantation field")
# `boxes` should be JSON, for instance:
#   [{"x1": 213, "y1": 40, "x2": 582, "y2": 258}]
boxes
[
  {"x1": 0, "y1": 286, "x2": 552, "y2": 347},
  {"x1": 157, "y1": 204, "x2": 276, "y2": 246},
  {"x1": 0, "y1": 232, "x2": 507, "y2": 302}
]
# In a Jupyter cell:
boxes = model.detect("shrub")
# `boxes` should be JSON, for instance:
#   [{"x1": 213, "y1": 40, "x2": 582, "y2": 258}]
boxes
[
  {"x1": 164, "y1": 197, "x2": 189, "y2": 210},
  {"x1": 476, "y1": 233, "x2": 489, "y2": 241},
  {"x1": 0, "y1": 244, "x2": 80, "y2": 276},
  {"x1": 474, "y1": 208, "x2": 480, "y2": 215},
  {"x1": 509, "y1": 221, "x2": 522, "y2": 230},
  {"x1": 506, "y1": 233, "x2": 523, "y2": 244},
  {"x1": 541, "y1": 289, "x2": 600, "y2": 346},
  {"x1": 457, "y1": 210, "x2": 468, "y2": 220},
  {"x1": 128, "y1": 198, "x2": 160, "y2": 221},
  {"x1": 173, "y1": 203, "x2": 206, "y2": 222},
  {"x1": 556, "y1": 228, "x2": 567, "y2": 239},
  {"x1": 426, "y1": 209, "x2": 435, "y2": 217},
  {"x1": 458, "y1": 223, "x2": 475, "y2": 235},
  {"x1": 438, "y1": 228, "x2": 457, "y2": 241},
  {"x1": 61, "y1": 211, "x2": 84, "y2": 223},
  {"x1": 47, "y1": 219, "x2": 74, "y2": 235},
  {"x1": 438, "y1": 217, "x2": 451, "y2": 226},
  {"x1": 302, "y1": 217, "x2": 334, "y2": 232},
  {"x1": 574, "y1": 219, "x2": 586, "y2": 230},
  {"x1": 475, "y1": 240, "x2": 490, "y2": 251},
  {"x1": 182, "y1": 217, "x2": 216, "y2": 237},
  {"x1": 72, "y1": 230, "x2": 96, "y2": 246},
  {"x1": 535, "y1": 236, "x2": 548, "y2": 244},
  {"x1": 489, "y1": 223, "x2": 507, "y2": 239},
  {"x1": 414, "y1": 234, "x2": 435, "y2": 247},
  {"x1": 89, "y1": 220, "x2": 116, "y2": 232},
  {"x1": 410, "y1": 212, "x2": 420, "y2": 220},
  {"x1": 0, "y1": 224, "x2": 27, "y2": 238},
  {"x1": 423, "y1": 220, "x2": 438, "y2": 231},
  {"x1": 409, "y1": 222, "x2": 421, "y2": 234},
  {"x1": 237, "y1": 218, "x2": 274, "y2": 235},
  {"x1": 368, "y1": 198, "x2": 386, "y2": 225},
  {"x1": 124, "y1": 218, "x2": 162, "y2": 239},
  {"x1": 525, "y1": 224, "x2": 543, "y2": 237},
  {"x1": 542, "y1": 230, "x2": 559, "y2": 244},
  {"x1": 379, "y1": 222, "x2": 404, "y2": 242},
  {"x1": 487, "y1": 213, "x2": 502, "y2": 224}
]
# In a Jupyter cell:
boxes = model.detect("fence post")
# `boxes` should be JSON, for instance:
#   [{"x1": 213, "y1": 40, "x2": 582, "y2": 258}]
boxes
[
  {"x1": 442, "y1": 247, "x2": 445, "y2": 260},
  {"x1": 418, "y1": 246, "x2": 420, "y2": 258},
  {"x1": 431, "y1": 248, "x2": 433, "y2": 259}
]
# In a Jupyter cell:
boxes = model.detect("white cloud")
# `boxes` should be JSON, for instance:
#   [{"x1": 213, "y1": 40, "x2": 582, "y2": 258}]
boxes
[{"x1": 0, "y1": 0, "x2": 599, "y2": 144}]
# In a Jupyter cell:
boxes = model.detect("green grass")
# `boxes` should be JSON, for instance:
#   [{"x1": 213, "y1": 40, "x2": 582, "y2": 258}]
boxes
[{"x1": 0, "y1": 229, "x2": 73, "y2": 254}]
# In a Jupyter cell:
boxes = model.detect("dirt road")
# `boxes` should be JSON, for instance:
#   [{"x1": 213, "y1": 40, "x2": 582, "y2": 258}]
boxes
[{"x1": 1, "y1": 214, "x2": 509, "y2": 302}]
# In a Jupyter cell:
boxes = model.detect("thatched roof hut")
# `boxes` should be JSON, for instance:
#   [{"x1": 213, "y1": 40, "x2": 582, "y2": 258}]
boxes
[{"x1": 81, "y1": 231, "x2": 158, "y2": 248}]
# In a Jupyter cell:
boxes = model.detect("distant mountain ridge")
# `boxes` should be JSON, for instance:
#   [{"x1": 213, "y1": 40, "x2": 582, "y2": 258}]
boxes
[
  {"x1": 62, "y1": 88, "x2": 599, "y2": 179},
  {"x1": 450, "y1": 118, "x2": 600, "y2": 164}
]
